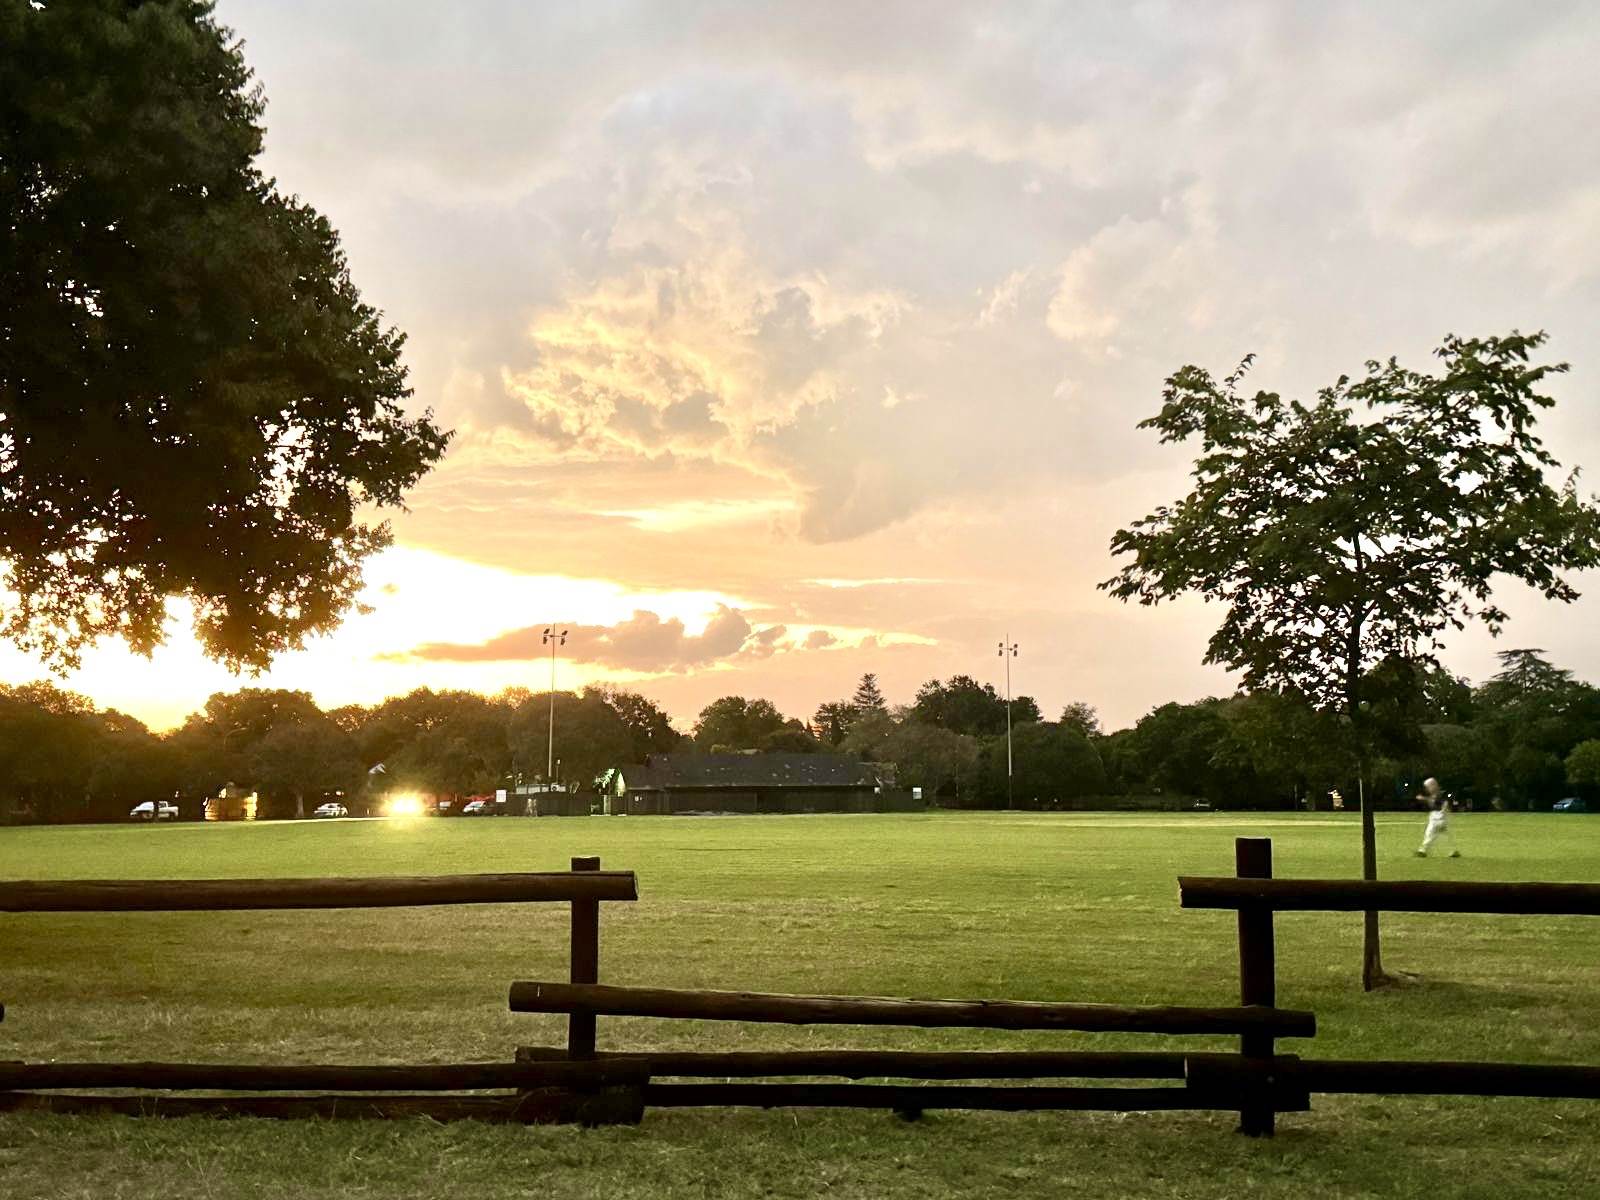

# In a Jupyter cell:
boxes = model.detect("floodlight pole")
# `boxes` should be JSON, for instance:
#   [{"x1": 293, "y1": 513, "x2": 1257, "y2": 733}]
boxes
[
  {"x1": 542, "y1": 627, "x2": 568, "y2": 791},
  {"x1": 999, "y1": 637, "x2": 1018, "y2": 810}
]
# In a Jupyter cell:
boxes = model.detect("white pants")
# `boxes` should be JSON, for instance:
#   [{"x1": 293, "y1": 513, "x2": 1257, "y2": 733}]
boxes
[{"x1": 1419, "y1": 811, "x2": 1455, "y2": 855}]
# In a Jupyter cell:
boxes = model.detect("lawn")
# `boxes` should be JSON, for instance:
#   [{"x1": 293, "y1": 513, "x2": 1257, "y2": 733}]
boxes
[{"x1": 1, "y1": 811, "x2": 1597, "y2": 1199}]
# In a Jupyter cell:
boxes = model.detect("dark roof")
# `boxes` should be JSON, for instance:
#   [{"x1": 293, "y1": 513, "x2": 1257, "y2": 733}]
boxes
[{"x1": 622, "y1": 753, "x2": 888, "y2": 791}]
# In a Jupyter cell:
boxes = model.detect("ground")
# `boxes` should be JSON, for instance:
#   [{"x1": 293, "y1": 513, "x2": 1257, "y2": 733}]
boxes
[{"x1": 1, "y1": 811, "x2": 1597, "y2": 1199}]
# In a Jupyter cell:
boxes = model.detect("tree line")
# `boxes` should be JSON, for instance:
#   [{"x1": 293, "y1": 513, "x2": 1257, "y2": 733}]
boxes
[
  {"x1": 5, "y1": 649, "x2": 1600, "y2": 823},
  {"x1": 0, "y1": 683, "x2": 680, "y2": 823}
]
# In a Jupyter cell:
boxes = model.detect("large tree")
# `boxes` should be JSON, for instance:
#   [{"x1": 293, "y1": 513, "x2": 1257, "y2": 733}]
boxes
[
  {"x1": 585, "y1": 687, "x2": 682, "y2": 762},
  {"x1": 249, "y1": 718, "x2": 360, "y2": 819},
  {"x1": 880, "y1": 721, "x2": 978, "y2": 805},
  {"x1": 974, "y1": 721, "x2": 1106, "y2": 808},
  {"x1": 812, "y1": 701, "x2": 856, "y2": 746},
  {"x1": 1473, "y1": 649, "x2": 1600, "y2": 808},
  {"x1": 1059, "y1": 702, "x2": 1102, "y2": 740},
  {"x1": 692, "y1": 696, "x2": 789, "y2": 752},
  {"x1": 911, "y1": 675, "x2": 1041, "y2": 737},
  {"x1": 0, "y1": 0, "x2": 449, "y2": 670},
  {"x1": 1104, "y1": 332, "x2": 1600, "y2": 989}
]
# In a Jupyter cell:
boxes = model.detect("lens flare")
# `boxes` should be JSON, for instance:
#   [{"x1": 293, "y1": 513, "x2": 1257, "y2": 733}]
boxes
[{"x1": 385, "y1": 793, "x2": 425, "y2": 819}]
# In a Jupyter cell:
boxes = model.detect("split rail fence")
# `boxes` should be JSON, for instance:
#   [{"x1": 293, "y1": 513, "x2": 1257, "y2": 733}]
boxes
[
  {"x1": 3, "y1": 840, "x2": 1599, "y2": 1134},
  {"x1": 1178, "y1": 837, "x2": 1600, "y2": 1135},
  {"x1": 0, "y1": 857, "x2": 645, "y2": 1122}
]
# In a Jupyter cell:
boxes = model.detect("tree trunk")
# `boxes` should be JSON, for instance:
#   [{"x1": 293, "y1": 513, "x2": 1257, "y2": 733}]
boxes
[
  {"x1": 1358, "y1": 769, "x2": 1388, "y2": 990},
  {"x1": 294, "y1": 791, "x2": 305, "y2": 820}
]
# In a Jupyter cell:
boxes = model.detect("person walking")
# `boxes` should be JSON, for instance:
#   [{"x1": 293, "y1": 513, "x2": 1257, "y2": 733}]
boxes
[{"x1": 1414, "y1": 777, "x2": 1461, "y2": 858}]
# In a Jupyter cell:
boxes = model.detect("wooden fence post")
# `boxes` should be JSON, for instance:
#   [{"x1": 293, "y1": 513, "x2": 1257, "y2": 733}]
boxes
[
  {"x1": 568, "y1": 856, "x2": 601, "y2": 1059},
  {"x1": 1235, "y1": 837, "x2": 1275, "y2": 1136}
]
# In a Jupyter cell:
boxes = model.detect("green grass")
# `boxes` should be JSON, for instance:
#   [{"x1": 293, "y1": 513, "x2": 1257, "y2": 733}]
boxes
[{"x1": 2, "y1": 812, "x2": 1598, "y2": 1198}]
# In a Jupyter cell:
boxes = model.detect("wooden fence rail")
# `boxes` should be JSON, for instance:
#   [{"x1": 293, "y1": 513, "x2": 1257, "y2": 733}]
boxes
[
  {"x1": 1187, "y1": 1055, "x2": 1600, "y2": 1100},
  {"x1": 508, "y1": 980, "x2": 1316, "y2": 1037},
  {"x1": 0, "y1": 1059, "x2": 644, "y2": 1092},
  {"x1": 1179, "y1": 876, "x2": 1600, "y2": 916},
  {"x1": 641, "y1": 1083, "x2": 1240, "y2": 1114},
  {"x1": 515, "y1": 1046, "x2": 1192, "y2": 1080},
  {"x1": 0, "y1": 870, "x2": 637, "y2": 912}
]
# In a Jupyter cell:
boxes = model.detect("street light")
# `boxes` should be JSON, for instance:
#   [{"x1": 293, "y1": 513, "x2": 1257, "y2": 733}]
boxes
[
  {"x1": 998, "y1": 636, "x2": 1019, "y2": 810},
  {"x1": 542, "y1": 627, "x2": 567, "y2": 795}
]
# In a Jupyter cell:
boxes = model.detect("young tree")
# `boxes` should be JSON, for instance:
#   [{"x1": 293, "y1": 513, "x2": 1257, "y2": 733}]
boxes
[
  {"x1": 1104, "y1": 332, "x2": 1600, "y2": 989},
  {"x1": 1, "y1": 0, "x2": 449, "y2": 671}
]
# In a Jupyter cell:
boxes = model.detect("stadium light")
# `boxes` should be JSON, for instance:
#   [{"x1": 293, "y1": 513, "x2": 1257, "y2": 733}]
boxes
[
  {"x1": 542, "y1": 627, "x2": 568, "y2": 792},
  {"x1": 999, "y1": 637, "x2": 1019, "y2": 810}
]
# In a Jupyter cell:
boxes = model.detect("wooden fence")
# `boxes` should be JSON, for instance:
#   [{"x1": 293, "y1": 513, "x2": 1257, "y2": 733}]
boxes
[
  {"x1": 0, "y1": 857, "x2": 641, "y2": 1122},
  {"x1": 6, "y1": 838, "x2": 1600, "y2": 1133},
  {"x1": 507, "y1": 979, "x2": 1315, "y2": 1120},
  {"x1": 1178, "y1": 836, "x2": 1600, "y2": 1134}
]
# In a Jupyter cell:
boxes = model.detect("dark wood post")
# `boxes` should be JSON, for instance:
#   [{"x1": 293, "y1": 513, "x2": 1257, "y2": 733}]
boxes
[
  {"x1": 568, "y1": 856, "x2": 601, "y2": 1059},
  {"x1": 1235, "y1": 837, "x2": 1276, "y2": 1136}
]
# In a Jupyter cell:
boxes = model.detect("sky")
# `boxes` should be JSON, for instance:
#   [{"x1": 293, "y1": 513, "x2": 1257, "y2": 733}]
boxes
[{"x1": 7, "y1": 0, "x2": 1600, "y2": 733}]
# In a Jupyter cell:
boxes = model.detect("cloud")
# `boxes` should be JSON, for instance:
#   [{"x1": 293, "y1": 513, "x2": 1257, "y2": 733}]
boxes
[
  {"x1": 404, "y1": 605, "x2": 753, "y2": 671},
  {"x1": 192, "y1": 0, "x2": 1600, "y2": 730},
  {"x1": 1046, "y1": 187, "x2": 1223, "y2": 357},
  {"x1": 391, "y1": 597, "x2": 918, "y2": 674},
  {"x1": 739, "y1": 623, "x2": 787, "y2": 660}
]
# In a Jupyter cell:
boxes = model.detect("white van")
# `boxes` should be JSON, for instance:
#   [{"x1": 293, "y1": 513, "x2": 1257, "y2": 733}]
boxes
[{"x1": 129, "y1": 801, "x2": 178, "y2": 821}]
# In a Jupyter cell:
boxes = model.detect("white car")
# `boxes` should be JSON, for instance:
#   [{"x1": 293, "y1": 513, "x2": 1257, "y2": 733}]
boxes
[
  {"x1": 313, "y1": 802, "x2": 349, "y2": 819},
  {"x1": 130, "y1": 801, "x2": 178, "y2": 821}
]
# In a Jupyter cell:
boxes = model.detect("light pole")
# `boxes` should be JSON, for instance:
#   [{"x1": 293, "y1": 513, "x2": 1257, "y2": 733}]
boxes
[
  {"x1": 998, "y1": 636, "x2": 1018, "y2": 810},
  {"x1": 542, "y1": 627, "x2": 567, "y2": 793}
]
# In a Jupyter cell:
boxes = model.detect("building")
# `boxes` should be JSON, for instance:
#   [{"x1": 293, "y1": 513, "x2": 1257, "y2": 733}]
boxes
[
  {"x1": 507, "y1": 782, "x2": 590, "y2": 817},
  {"x1": 604, "y1": 753, "x2": 918, "y2": 815},
  {"x1": 204, "y1": 783, "x2": 258, "y2": 821}
]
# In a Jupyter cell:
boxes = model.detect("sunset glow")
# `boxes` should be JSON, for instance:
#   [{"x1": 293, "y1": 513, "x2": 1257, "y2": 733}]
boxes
[{"x1": 4, "y1": 2, "x2": 1599, "y2": 733}]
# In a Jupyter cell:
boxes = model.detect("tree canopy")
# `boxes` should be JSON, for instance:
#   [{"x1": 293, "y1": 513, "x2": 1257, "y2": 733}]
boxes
[
  {"x1": 1104, "y1": 333, "x2": 1599, "y2": 722},
  {"x1": 911, "y1": 675, "x2": 1041, "y2": 736},
  {"x1": 692, "y1": 695, "x2": 814, "y2": 753},
  {"x1": 0, "y1": 0, "x2": 450, "y2": 670}
]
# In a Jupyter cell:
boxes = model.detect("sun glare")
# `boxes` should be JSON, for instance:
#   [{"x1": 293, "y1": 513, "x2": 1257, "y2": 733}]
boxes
[{"x1": 384, "y1": 793, "x2": 425, "y2": 819}]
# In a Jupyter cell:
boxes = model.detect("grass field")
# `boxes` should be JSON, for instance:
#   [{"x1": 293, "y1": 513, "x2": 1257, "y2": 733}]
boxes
[{"x1": 2, "y1": 811, "x2": 1598, "y2": 1199}]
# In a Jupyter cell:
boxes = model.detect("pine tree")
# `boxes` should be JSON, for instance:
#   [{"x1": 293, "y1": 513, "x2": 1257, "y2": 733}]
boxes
[{"x1": 852, "y1": 674, "x2": 888, "y2": 714}]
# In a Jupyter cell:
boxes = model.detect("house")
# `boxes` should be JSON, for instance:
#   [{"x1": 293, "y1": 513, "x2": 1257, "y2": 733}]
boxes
[{"x1": 604, "y1": 753, "x2": 919, "y2": 815}]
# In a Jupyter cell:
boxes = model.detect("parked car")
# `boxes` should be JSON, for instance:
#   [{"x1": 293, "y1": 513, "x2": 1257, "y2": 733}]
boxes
[
  {"x1": 129, "y1": 801, "x2": 178, "y2": 821},
  {"x1": 312, "y1": 802, "x2": 349, "y2": 819},
  {"x1": 462, "y1": 799, "x2": 498, "y2": 816},
  {"x1": 1553, "y1": 797, "x2": 1591, "y2": 813}
]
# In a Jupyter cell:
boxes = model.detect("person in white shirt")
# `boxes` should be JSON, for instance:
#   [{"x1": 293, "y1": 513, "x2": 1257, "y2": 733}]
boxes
[{"x1": 1414, "y1": 777, "x2": 1461, "y2": 858}]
